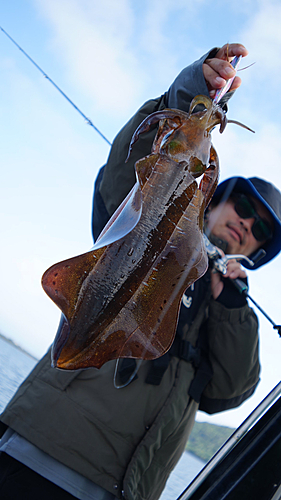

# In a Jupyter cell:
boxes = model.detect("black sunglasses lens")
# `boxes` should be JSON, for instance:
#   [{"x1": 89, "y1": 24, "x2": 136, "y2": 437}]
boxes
[
  {"x1": 234, "y1": 195, "x2": 272, "y2": 242},
  {"x1": 252, "y1": 220, "x2": 272, "y2": 242},
  {"x1": 235, "y1": 197, "x2": 255, "y2": 218}
]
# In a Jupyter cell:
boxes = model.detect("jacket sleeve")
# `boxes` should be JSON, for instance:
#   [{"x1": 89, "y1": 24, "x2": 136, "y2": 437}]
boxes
[
  {"x1": 92, "y1": 48, "x2": 227, "y2": 240},
  {"x1": 199, "y1": 299, "x2": 260, "y2": 414}
]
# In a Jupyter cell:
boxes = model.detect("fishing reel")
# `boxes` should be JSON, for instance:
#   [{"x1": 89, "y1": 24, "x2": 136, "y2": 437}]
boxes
[{"x1": 203, "y1": 234, "x2": 256, "y2": 276}]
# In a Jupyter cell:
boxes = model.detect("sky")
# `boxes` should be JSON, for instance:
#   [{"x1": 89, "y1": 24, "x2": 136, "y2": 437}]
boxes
[{"x1": 0, "y1": 0, "x2": 281, "y2": 430}]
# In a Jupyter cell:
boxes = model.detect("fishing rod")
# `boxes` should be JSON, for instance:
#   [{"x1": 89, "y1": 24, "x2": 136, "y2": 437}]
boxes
[
  {"x1": 204, "y1": 235, "x2": 281, "y2": 337},
  {"x1": 0, "y1": 25, "x2": 112, "y2": 146}
]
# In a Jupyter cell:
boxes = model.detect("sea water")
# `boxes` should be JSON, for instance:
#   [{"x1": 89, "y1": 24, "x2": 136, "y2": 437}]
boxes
[
  {"x1": 0, "y1": 336, "x2": 205, "y2": 499},
  {"x1": 0, "y1": 336, "x2": 37, "y2": 412}
]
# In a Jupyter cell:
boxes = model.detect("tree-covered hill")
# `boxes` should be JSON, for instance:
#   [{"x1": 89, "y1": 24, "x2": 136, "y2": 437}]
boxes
[{"x1": 186, "y1": 421, "x2": 235, "y2": 462}]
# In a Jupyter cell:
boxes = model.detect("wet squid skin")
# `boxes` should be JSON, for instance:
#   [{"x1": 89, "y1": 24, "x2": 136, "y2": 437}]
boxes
[{"x1": 42, "y1": 95, "x2": 226, "y2": 370}]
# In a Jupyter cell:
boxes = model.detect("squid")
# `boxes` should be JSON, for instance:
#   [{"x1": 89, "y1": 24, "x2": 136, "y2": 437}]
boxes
[{"x1": 42, "y1": 95, "x2": 239, "y2": 370}]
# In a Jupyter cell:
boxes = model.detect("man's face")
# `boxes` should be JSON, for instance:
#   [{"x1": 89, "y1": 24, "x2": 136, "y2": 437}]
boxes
[{"x1": 206, "y1": 194, "x2": 274, "y2": 256}]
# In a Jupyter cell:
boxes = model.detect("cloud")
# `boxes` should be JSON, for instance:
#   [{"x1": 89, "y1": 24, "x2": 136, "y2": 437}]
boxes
[
  {"x1": 136, "y1": 0, "x2": 208, "y2": 86},
  {"x1": 32, "y1": 0, "x2": 213, "y2": 120},
  {"x1": 34, "y1": 0, "x2": 146, "y2": 116},
  {"x1": 239, "y1": 1, "x2": 281, "y2": 85},
  {"x1": 212, "y1": 119, "x2": 281, "y2": 191},
  {"x1": 0, "y1": 243, "x2": 60, "y2": 356}
]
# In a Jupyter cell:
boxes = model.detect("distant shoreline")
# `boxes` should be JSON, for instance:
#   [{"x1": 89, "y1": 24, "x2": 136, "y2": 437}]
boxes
[{"x1": 0, "y1": 332, "x2": 38, "y2": 361}]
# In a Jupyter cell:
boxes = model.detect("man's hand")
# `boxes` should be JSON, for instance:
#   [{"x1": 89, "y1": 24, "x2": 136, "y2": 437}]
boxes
[
  {"x1": 203, "y1": 43, "x2": 248, "y2": 98},
  {"x1": 211, "y1": 258, "x2": 247, "y2": 300}
]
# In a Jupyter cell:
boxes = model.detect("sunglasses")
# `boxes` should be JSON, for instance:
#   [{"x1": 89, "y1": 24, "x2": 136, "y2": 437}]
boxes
[{"x1": 231, "y1": 193, "x2": 273, "y2": 242}]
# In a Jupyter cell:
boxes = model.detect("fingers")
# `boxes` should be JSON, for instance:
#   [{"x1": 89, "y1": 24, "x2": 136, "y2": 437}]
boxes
[
  {"x1": 210, "y1": 258, "x2": 247, "y2": 299},
  {"x1": 215, "y1": 43, "x2": 248, "y2": 61},
  {"x1": 204, "y1": 57, "x2": 236, "y2": 83},
  {"x1": 224, "y1": 259, "x2": 247, "y2": 280},
  {"x1": 228, "y1": 75, "x2": 242, "y2": 92},
  {"x1": 203, "y1": 62, "x2": 240, "y2": 95},
  {"x1": 203, "y1": 43, "x2": 248, "y2": 96}
]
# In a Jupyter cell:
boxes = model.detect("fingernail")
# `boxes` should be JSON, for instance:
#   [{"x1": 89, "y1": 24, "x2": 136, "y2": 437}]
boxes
[
  {"x1": 224, "y1": 67, "x2": 234, "y2": 77},
  {"x1": 215, "y1": 77, "x2": 225, "y2": 86}
]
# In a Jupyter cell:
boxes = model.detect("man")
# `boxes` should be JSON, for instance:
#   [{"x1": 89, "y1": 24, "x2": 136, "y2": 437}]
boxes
[{"x1": 0, "y1": 43, "x2": 281, "y2": 500}]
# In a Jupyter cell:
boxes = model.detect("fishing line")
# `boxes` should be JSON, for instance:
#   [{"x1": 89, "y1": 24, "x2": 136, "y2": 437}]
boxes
[{"x1": 0, "y1": 25, "x2": 112, "y2": 146}]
